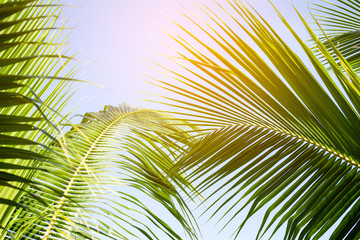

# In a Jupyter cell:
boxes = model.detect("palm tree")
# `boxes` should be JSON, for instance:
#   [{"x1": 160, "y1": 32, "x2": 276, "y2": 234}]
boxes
[{"x1": 2, "y1": 0, "x2": 360, "y2": 240}]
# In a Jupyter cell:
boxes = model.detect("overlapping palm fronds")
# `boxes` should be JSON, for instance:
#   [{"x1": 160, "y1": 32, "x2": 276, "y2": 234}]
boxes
[
  {"x1": 0, "y1": 0, "x2": 76, "y2": 236},
  {"x1": 0, "y1": 1, "x2": 200, "y2": 239},
  {"x1": 149, "y1": 0, "x2": 360, "y2": 239},
  {"x1": 310, "y1": 0, "x2": 360, "y2": 73},
  {"x1": 4, "y1": 0, "x2": 360, "y2": 239},
  {"x1": 6, "y1": 104, "x2": 200, "y2": 240}
]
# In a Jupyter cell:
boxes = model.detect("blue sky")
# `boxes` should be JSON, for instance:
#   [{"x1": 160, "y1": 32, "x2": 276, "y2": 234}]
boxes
[
  {"x1": 63, "y1": 0, "x2": 315, "y2": 113},
  {"x1": 61, "y1": 0, "x2": 331, "y2": 239}
]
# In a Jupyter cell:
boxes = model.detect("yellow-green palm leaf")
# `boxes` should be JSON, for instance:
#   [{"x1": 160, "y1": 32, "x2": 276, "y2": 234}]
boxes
[
  {"x1": 0, "y1": 0, "x2": 76, "y2": 236},
  {"x1": 310, "y1": 0, "x2": 360, "y2": 73},
  {"x1": 151, "y1": 0, "x2": 360, "y2": 239},
  {"x1": 6, "y1": 104, "x2": 200, "y2": 240}
]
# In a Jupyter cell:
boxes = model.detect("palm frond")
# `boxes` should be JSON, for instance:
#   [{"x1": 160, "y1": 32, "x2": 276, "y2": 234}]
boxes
[
  {"x1": 0, "y1": 0, "x2": 77, "y2": 236},
  {"x1": 310, "y1": 0, "x2": 360, "y2": 72},
  {"x1": 176, "y1": 125, "x2": 359, "y2": 239},
  {"x1": 7, "y1": 104, "x2": 200, "y2": 240},
  {"x1": 149, "y1": 0, "x2": 360, "y2": 239}
]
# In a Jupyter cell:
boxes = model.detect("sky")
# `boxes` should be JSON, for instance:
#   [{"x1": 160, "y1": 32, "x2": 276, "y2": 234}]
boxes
[
  {"x1": 61, "y1": 0, "x2": 330, "y2": 239},
  {"x1": 63, "y1": 0, "x2": 316, "y2": 114}
]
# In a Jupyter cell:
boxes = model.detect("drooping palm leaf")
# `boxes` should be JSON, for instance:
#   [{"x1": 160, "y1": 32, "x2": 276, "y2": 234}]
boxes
[
  {"x1": 0, "y1": 0, "x2": 77, "y2": 236},
  {"x1": 6, "y1": 104, "x2": 200, "y2": 240},
  {"x1": 309, "y1": 0, "x2": 360, "y2": 73},
  {"x1": 149, "y1": 0, "x2": 360, "y2": 239}
]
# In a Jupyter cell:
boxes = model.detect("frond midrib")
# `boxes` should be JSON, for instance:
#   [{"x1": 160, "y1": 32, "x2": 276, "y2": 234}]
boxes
[{"x1": 233, "y1": 122, "x2": 359, "y2": 169}]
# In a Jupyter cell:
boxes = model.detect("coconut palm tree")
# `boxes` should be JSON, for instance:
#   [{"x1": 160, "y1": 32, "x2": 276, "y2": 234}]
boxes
[{"x1": 3, "y1": 0, "x2": 360, "y2": 240}]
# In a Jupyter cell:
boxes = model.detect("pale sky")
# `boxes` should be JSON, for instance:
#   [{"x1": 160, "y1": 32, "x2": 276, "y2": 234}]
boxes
[
  {"x1": 63, "y1": 0, "x2": 315, "y2": 114},
  {"x1": 61, "y1": 0, "x2": 330, "y2": 239}
]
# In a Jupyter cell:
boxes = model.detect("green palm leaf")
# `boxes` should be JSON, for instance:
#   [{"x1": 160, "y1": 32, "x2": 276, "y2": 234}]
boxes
[
  {"x1": 149, "y1": 0, "x2": 360, "y2": 239},
  {"x1": 6, "y1": 104, "x2": 200, "y2": 240},
  {"x1": 310, "y1": 0, "x2": 360, "y2": 73},
  {"x1": 0, "y1": 0, "x2": 77, "y2": 236}
]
